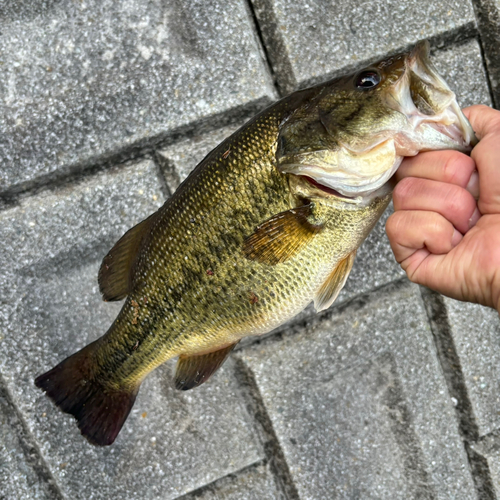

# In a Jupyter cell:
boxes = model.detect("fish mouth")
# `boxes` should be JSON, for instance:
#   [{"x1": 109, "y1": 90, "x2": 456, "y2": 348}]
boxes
[
  {"x1": 281, "y1": 138, "x2": 404, "y2": 198},
  {"x1": 300, "y1": 175, "x2": 354, "y2": 198},
  {"x1": 389, "y1": 41, "x2": 478, "y2": 154},
  {"x1": 289, "y1": 173, "x2": 394, "y2": 205}
]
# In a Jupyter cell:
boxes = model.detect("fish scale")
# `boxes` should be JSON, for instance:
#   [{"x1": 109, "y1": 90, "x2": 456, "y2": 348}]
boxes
[{"x1": 35, "y1": 41, "x2": 477, "y2": 445}]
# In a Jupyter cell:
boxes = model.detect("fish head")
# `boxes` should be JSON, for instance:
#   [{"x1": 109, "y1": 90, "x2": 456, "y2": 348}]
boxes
[{"x1": 278, "y1": 41, "x2": 477, "y2": 202}]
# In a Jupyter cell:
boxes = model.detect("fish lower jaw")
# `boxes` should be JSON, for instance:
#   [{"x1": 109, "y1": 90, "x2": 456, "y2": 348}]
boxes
[{"x1": 299, "y1": 175, "x2": 355, "y2": 199}]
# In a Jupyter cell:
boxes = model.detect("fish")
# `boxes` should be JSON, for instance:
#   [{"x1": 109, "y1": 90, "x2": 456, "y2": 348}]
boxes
[{"x1": 35, "y1": 41, "x2": 477, "y2": 446}]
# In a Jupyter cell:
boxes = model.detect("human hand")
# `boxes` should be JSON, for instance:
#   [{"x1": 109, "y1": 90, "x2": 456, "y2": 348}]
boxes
[{"x1": 386, "y1": 104, "x2": 500, "y2": 313}]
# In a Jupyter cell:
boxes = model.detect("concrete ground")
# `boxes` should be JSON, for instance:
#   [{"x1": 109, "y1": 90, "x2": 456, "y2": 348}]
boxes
[{"x1": 1, "y1": 0, "x2": 500, "y2": 498}]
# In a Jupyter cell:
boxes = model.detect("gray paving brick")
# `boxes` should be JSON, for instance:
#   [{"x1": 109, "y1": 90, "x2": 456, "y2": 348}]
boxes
[
  {"x1": 431, "y1": 39, "x2": 493, "y2": 108},
  {"x1": 237, "y1": 281, "x2": 477, "y2": 500},
  {"x1": 0, "y1": 0, "x2": 276, "y2": 195},
  {"x1": 473, "y1": 0, "x2": 500, "y2": 107},
  {"x1": 440, "y1": 298, "x2": 500, "y2": 438},
  {"x1": 0, "y1": 382, "x2": 59, "y2": 500},
  {"x1": 251, "y1": 0, "x2": 476, "y2": 93},
  {"x1": 0, "y1": 160, "x2": 264, "y2": 499},
  {"x1": 183, "y1": 463, "x2": 283, "y2": 500}
]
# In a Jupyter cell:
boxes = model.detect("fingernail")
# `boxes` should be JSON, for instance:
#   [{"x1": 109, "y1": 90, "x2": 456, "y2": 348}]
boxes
[
  {"x1": 451, "y1": 229, "x2": 463, "y2": 247},
  {"x1": 466, "y1": 171, "x2": 479, "y2": 200},
  {"x1": 468, "y1": 207, "x2": 481, "y2": 229}
]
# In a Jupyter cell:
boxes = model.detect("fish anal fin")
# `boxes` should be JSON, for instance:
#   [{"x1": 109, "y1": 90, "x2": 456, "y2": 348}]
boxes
[
  {"x1": 98, "y1": 212, "x2": 157, "y2": 301},
  {"x1": 314, "y1": 251, "x2": 356, "y2": 312},
  {"x1": 35, "y1": 340, "x2": 140, "y2": 446},
  {"x1": 243, "y1": 205, "x2": 323, "y2": 265},
  {"x1": 175, "y1": 342, "x2": 239, "y2": 391}
]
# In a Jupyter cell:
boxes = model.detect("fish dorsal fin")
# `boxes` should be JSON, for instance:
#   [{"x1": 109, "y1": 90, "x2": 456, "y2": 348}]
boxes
[
  {"x1": 175, "y1": 342, "x2": 239, "y2": 391},
  {"x1": 98, "y1": 212, "x2": 158, "y2": 301},
  {"x1": 314, "y1": 251, "x2": 356, "y2": 312},
  {"x1": 243, "y1": 205, "x2": 324, "y2": 265}
]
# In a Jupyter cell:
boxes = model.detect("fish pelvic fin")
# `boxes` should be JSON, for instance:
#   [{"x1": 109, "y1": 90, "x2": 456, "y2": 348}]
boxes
[
  {"x1": 98, "y1": 212, "x2": 158, "y2": 301},
  {"x1": 35, "y1": 340, "x2": 140, "y2": 446},
  {"x1": 175, "y1": 342, "x2": 239, "y2": 391},
  {"x1": 314, "y1": 251, "x2": 356, "y2": 312},
  {"x1": 243, "y1": 204, "x2": 324, "y2": 265}
]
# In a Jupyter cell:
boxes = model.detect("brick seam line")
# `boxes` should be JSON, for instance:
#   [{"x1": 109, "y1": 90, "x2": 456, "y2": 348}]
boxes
[
  {"x1": 245, "y1": 0, "x2": 297, "y2": 95},
  {"x1": 419, "y1": 286, "x2": 493, "y2": 500},
  {"x1": 0, "y1": 97, "x2": 274, "y2": 208},
  {"x1": 471, "y1": 0, "x2": 500, "y2": 108},
  {"x1": 297, "y1": 27, "x2": 479, "y2": 92},
  {"x1": 419, "y1": 287, "x2": 480, "y2": 440},
  {"x1": 151, "y1": 153, "x2": 174, "y2": 200},
  {"x1": 0, "y1": 374, "x2": 65, "y2": 500},
  {"x1": 464, "y1": 442, "x2": 497, "y2": 500},
  {"x1": 174, "y1": 459, "x2": 276, "y2": 500},
  {"x1": 232, "y1": 357, "x2": 299, "y2": 500},
  {"x1": 243, "y1": 0, "x2": 282, "y2": 96}
]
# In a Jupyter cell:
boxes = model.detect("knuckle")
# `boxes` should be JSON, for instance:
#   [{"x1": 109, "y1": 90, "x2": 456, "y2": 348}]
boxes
[
  {"x1": 386, "y1": 210, "x2": 412, "y2": 244},
  {"x1": 442, "y1": 152, "x2": 475, "y2": 186},
  {"x1": 444, "y1": 185, "x2": 474, "y2": 217},
  {"x1": 428, "y1": 214, "x2": 451, "y2": 243},
  {"x1": 393, "y1": 177, "x2": 417, "y2": 207}
]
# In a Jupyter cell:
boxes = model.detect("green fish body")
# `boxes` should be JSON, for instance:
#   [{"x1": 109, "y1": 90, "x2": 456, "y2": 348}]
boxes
[{"x1": 36, "y1": 42, "x2": 476, "y2": 445}]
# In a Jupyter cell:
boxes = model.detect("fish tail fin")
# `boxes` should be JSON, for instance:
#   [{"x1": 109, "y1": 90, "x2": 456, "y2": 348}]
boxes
[{"x1": 35, "y1": 340, "x2": 139, "y2": 446}]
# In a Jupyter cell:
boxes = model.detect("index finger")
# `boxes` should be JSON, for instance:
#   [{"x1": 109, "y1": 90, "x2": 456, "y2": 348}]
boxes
[{"x1": 463, "y1": 105, "x2": 500, "y2": 214}]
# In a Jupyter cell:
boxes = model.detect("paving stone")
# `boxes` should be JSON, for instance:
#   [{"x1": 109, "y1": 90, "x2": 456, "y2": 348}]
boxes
[
  {"x1": 473, "y1": 0, "x2": 500, "y2": 107},
  {"x1": 440, "y1": 298, "x2": 500, "y2": 438},
  {"x1": 237, "y1": 281, "x2": 477, "y2": 499},
  {"x1": 0, "y1": 0, "x2": 276, "y2": 195},
  {"x1": 0, "y1": 160, "x2": 264, "y2": 499},
  {"x1": 431, "y1": 39, "x2": 493, "y2": 108},
  {"x1": 183, "y1": 463, "x2": 283, "y2": 500},
  {"x1": 251, "y1": 0, "x2": 476, "y2": 93},
  {"x1": 0, "y1": 381, "x2": 59, "y2": 500}
]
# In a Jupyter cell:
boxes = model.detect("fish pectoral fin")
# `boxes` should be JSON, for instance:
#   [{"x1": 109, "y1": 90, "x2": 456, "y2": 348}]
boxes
[
  {"x1": 98, "y1": 211, "x2": 158, "y2": 301},
  {"x1": 175, "y1": 342, "x2": 239, "y2": 391},
  {"x1": 314, "y1": 251, "x2": 356, "y2": 312},
  {"x1": 243, "y1": 204, "x2": 324, "y2": 265}
]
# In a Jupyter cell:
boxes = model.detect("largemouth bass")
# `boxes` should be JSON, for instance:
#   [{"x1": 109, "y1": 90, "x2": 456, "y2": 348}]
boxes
[{"x1": 35, "y1": 41, "x2": 477, "y2": 446}]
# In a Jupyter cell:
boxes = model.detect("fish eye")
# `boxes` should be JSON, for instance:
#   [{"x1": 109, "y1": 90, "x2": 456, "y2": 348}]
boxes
[{"x1": 354, "y1": 70, "x2": 381, "y2": 90}]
